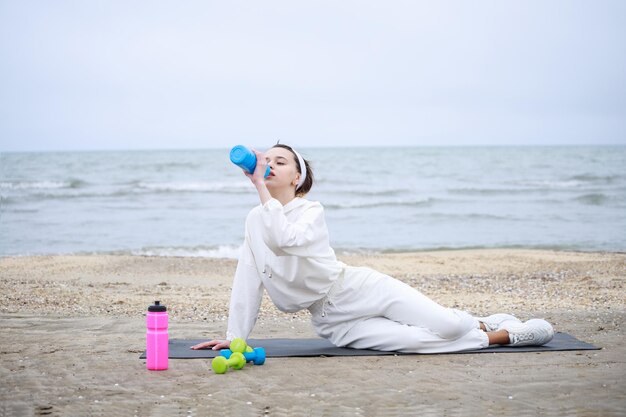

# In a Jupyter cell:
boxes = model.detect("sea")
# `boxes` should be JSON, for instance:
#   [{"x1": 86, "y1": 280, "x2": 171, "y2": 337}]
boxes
[{"x1": 1, "y1": 146, "x2": 625, "y2": 258}]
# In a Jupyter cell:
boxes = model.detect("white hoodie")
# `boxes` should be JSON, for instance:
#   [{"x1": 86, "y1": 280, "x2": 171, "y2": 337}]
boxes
[{"x1": 226, "y1": 197, "x2": 346, "y2": 340}]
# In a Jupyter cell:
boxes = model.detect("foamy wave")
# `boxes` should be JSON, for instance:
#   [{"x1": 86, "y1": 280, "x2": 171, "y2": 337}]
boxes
[
  {"x1": 0, "y1": 179, "x2": 252, "y2": 201},
  {"x1": 516, "y1": 180, "x2": 587, "y2": 189},
  {"x1": 0, "y1": 180, "x2": 85, "y2": 190},
  {"x1": 120, "y1": 161, "x2": 202, "y2": 171},
  {"x1": 449, "y1": 184, "x2": 579, "y2": 195},
  {"x1": 324, "y1": 187, "x2": 413, "y2": 197},
  {"x1": 325, "y1": 198, "x2": 435, "y2": 209},
  {"x1": 334, "y1": 248, "x2": 382, "y2": 256},
  {"x1": 135, "y1": 181, "x2": 250, "y2": 193},
  {"x1": 424, "y1": 212, "x2": 524, "y2": 221},
  {"x1": 130, "y1": 245, "x2": 242, "y2": 259}
]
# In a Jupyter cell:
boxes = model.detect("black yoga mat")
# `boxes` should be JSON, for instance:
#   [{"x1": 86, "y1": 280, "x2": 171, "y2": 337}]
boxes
[{"x1": 139, "y1": 333, "x2": 599, "y2": 359}]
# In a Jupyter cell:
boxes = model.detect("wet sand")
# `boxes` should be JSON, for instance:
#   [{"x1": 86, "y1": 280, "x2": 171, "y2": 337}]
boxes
[{"x1": 1, "y1": 249, "x2": 624, "y2": 416}]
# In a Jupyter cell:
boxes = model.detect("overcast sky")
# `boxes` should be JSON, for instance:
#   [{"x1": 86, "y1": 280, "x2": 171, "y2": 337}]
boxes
[{"x1": 1, "y1": 1, "x2": 625, "y2": 152}]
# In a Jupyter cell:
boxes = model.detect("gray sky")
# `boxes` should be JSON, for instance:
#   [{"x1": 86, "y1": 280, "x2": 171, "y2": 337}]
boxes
[{"x1": 1, "y1": 1, "x2": 625, "y2": 152}]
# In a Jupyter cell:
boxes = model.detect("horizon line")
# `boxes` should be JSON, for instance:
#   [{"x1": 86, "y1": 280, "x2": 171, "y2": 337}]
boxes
[{"x1": 2, "y1": 143, "x2": 625, "y2": 154}]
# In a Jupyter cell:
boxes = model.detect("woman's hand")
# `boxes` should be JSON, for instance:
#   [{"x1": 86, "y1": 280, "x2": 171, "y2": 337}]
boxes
[
  {"x1": 190, "y1": 339, "x2": 230, "y2": 350},
  {"x1": 243, "y1": 149, "x2": 268, "y2": 186},
  {"x1": 243, "y1": 148, "x2": 272, "y2": 205}
]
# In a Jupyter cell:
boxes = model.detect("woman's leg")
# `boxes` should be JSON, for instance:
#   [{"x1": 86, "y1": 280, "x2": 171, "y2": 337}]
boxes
[
  {"x1": 477, "y1": 313, "x2": 521, "y2": 332},
  {"x1": 337, "y1": 316, "x2": 490, "y2": 353},
  {"x1": 312, "y1": 266, "x2": 553, "y2": 352},
  {"x1": 321, "y1": 266, "x2": 489, "y2": 352},
  {"x1": 350, "y1": 268, "x2": 480, "y2": 340}
]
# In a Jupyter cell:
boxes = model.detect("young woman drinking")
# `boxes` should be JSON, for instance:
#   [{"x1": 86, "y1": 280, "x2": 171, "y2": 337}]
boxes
[{"x1": 192, "y1": 144, "x2": 554, "y2": 353}]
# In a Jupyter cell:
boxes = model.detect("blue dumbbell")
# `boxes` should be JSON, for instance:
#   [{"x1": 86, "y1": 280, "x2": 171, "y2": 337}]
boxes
[{"x1": 220, "y1": 346, "x2": 266, "y2": 365}]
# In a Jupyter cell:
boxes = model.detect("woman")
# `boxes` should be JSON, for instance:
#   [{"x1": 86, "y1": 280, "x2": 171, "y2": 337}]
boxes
[{"x1": 192, "y1": 144, "x2": 554, "y2": 353}]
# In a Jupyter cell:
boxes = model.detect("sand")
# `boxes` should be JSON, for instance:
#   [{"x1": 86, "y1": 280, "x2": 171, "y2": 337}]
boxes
[{"x1": 1, "y1": 249, "x2": 624, "y2": 416}]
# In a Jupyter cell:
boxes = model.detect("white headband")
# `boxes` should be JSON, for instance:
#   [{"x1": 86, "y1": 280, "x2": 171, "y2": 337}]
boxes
[{"x1": 293, "y1": 149, "x2": 307, "y2": 190}]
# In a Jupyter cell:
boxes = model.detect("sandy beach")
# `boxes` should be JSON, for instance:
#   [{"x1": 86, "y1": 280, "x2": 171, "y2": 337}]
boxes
[{"x1": 1, "y1": 249, "x2": 624, "y2": 416}]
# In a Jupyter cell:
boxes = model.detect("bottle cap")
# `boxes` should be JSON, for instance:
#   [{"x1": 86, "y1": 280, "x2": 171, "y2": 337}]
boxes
[
  {"x1": 148, "y1": 300, "x2": 167, "y2": 312},
  {"x1": 229, "y1": 145, "x2": 252, "y2": 165}
]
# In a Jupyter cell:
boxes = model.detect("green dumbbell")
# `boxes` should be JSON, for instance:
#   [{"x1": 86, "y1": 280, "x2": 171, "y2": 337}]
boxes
[
  {"x1": 211, "y1": 351, "x2": 246, "y2": 374},
  {"x1": 221, "y1": 342, "x2": 266, "y2": 366},
  {"x1": 230, "y1": 338, "x2": 248, "y2": 354}
]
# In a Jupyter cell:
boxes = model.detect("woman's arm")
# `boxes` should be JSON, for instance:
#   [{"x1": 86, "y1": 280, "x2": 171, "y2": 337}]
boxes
[
  {"x1": 191, "y1": 234, "x2": 263, "y2": 350},
  {"x1": 225, "y1": 240, "x2": 264, "y2": 341},
  {"x1": 241, "y1": 148, "x2": 328, "y2": 256},
  {"x1": 259, "y1": 199, "x2": 327, "y2": 257},
  {"x1": 243, "y1": 149, "x2": 272, "y2": 205}
]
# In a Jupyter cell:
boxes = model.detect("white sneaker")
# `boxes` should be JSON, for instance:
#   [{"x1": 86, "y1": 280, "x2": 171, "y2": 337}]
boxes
[
  {"x1": 501, "y1": 319, "x2": 555, "y2": 347},
  {"x1": 478, "y1": 313, "x2": 521, "y2": 332}
]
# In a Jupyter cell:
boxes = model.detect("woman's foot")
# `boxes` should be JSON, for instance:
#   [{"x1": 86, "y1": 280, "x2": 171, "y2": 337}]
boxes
[
  {"x1": 500, "y1": 319, "x2": 555, "y2": 347},
  {"x1": 478, "y1": 313, "x2": 521, "y2": 332}
]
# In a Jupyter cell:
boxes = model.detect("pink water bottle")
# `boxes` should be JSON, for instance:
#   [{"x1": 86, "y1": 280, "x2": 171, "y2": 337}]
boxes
[{"x1": 146, "y1": 300, "x2": 168, "y2": 370}]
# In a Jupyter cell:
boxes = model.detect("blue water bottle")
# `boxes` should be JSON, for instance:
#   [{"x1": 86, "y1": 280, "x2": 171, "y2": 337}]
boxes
[{"x1": 230, "y1": 145, "x2": 270, "y2": 177}]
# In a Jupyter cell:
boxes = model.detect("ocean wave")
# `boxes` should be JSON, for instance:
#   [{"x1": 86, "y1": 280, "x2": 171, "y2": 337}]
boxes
[
  {"x1": 0, "y1": 195, "x2": 15, "y2": 206},
  {"x1": 127, "y1": 244, "x2": 242, "y2": 259},
  {"x1": 567, "y1": 174, "x2": 623, "y2": 184},
  {"x1": 134, "y1": 181, "x2": 251, "y2": 193},
  {"x1": 0, "y1": 179, "x2": 87, "y2": 190},
  {"x1": 448, "y1": 182, "x2": 597, "y2": 195},
  {"x1": 459, "y1": 176, "x2": 624, "y2": 194},
  {"x1": 322, "y1": 188, "x2": 413, "y2": 197},
  {"x1": 0, "y1": 206, "x2": 39, "y2": 213},
  {"x1": 448, "y1": 187, "x2": 537, "y2": 196},
  {"x1": 325, "y1": 198, "x2": 436, "y2": 210},
  {"x1": 422, "y1": 212, "x2": 524, "y2": 221},
  {"x1": 573, "y1": 193, "x2": 609, "y2": 206},
  {"x1": 120, "y1": 161, "x2": 203, "y2": 171},
  {"x1": 1, "y1": 189, "x2": 132, "y2": 201},
  {"x1": 333, "y1": 243, "x2": 594, "y2": 254},
  {"x1": 2, "y1": 180, "x2": 254, "y2": 202},
  {"x1": 3, "y1": 191, "x2": 114, "y2": 202},
  {"x1": 517, "y1": 180, "x2": 586, "y2": 188}
]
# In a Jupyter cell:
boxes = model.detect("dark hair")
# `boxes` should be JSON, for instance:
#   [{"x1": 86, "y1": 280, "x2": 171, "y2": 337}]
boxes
[{"x1": 271, "y1": 143, "x2": 314, "y2": 197}]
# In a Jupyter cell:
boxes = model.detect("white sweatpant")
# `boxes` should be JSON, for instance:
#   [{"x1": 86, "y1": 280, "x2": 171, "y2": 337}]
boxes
[{"x1": 308, "y1": 265, "x2": 489, "y2": 353}]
